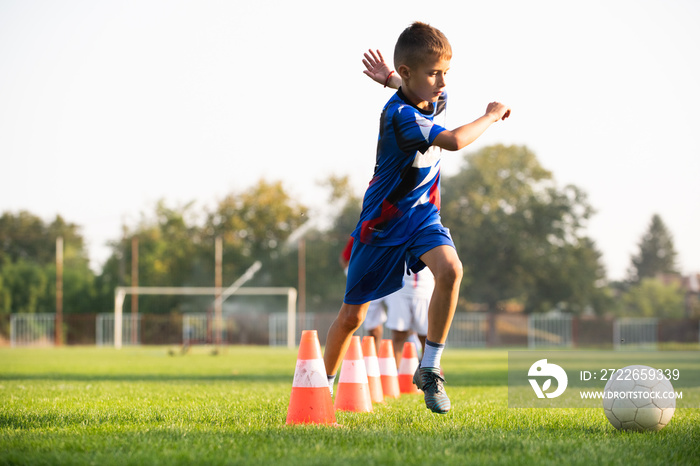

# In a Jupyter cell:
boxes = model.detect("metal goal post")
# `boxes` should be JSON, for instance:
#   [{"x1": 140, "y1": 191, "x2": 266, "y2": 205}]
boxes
[{"x1": 114, "y1": 286, "x2": 297, "y2": 349}]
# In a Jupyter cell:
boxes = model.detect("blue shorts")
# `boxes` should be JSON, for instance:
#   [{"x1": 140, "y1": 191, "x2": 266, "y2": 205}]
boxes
[{"x1": 344, "y1": 223, "x2": 455, "y2": 305}]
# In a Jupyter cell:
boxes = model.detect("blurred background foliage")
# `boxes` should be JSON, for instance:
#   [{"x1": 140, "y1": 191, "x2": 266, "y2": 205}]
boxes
[{"x1": 1, "y1": 145, "x2": 695, "y2": 319}]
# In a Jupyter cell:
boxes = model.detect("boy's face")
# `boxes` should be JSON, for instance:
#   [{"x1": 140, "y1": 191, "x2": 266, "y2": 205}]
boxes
[{"x1": 400, "y1": 56, "x2": 450, "y2": 110}]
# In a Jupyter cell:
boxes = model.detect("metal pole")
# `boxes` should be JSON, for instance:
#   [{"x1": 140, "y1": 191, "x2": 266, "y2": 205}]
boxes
[
  {"x1": 287, "y1": 288, "x2": 297, "y2": 348},
  {"x1": 298, "y1": 237, "x2": 306, "y2": 319},
  {"x1": 115, "y1": 288, "x2": 126, "y2": 349},
  {"x1": 55, "y1": 236, "x2": 63, "y2": 346},
  {"x1": 131, "y1": 236, "x2": 139, "y2": 345},
  {"x1": 215, "y1": 236, "x2": 223, "y2": 346}
]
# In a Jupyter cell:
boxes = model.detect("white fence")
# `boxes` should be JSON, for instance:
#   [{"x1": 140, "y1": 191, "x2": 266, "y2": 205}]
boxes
[
  {"x1": 613, "y1": 317, "x2": 658, "y2": 350},
  {"x1": 447, "y1": 313, "x2": 488, "y2": 347},
  {"x1": 96, "y1": 313, "x2": 141, "y2": 347},
  {"x1": 10, "y1": 313, "x2": 55, "y2": 347},
  {"x1": 182, "y1": 313, "x2": 210, "y2": 346},
  {"x1": 268, "y1": 312, "x2": 489, "y2": 348},
  {"x1": 269, "y1": 312, "x2": 316, "y2": 346},
  {"x1": 4, "y1": 312, "x2": 694, "y2": 349},
  {"x1": 528, "y1": 315, "x2": 573, "y2": 348}
]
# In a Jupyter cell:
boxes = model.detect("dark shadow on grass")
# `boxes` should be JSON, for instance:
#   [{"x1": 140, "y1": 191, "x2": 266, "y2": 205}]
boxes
[
  {"x1": 0, "y1": 373, "x2": 293, "y2": 383},
  {"x1": 1, "y1": 370, "x2": 507, "y2": 386},
  {"x1": 1, "y1": 373, "x2": 510, "y2": 389}
]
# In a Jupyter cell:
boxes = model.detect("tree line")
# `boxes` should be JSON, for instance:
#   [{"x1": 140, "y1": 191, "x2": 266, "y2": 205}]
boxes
[{"x1": 0, "y1": 145, "x2": 693, "y2": 321}]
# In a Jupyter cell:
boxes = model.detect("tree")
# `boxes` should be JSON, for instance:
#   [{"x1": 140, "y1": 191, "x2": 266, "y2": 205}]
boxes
[
  {"x1": 440, "y1": 145, "x2": 606, "y2": 313},
  {"x1": 621, "y1": 278, "x2": 685, "y2": 318},
  {"x1": 0, "y1": 211, "x2": 48, "y2": 264},
  {"x1": 0, "y1": 211, "x2": 89, "y2": 267},
  {"x1": 205, "y1": 179, "x2": 308, "y2": 285},
  {"x1": 0, "y1": 211, "x2": 95, "y2": 315},
  {"x1": 322, "y1": 174, "x2": 363, "y2": 238},
  {"x1": 95, "y1": 180, "x2": 312, "y2": 315},
  {"x1": 303, "y1": 175, "x2": 364, "y2": 312},
  {"x1": 97, "y1": 200, "x2": 210, "y2": 315},
  {"x1": 526, "y1": 237, "x2": 606, "y2": 314},
  {"x1": 629, "y1": 214, "x2": 678, "y2": 282},
  {"x1": 0, "y1": 259, "x2": 55, "y2": 314},
  {"x1": 134, "y1": 200, "x2": 207, "y2": 287}
]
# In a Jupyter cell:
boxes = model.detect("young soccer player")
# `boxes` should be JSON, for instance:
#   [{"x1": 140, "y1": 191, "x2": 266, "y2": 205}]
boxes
[{"x1": 324, "y1": 22, "x2": 510, "y2": 414}]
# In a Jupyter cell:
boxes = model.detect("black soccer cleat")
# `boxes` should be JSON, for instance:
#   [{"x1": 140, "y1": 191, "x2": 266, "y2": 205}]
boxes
[{"x1": 413, "y1": 366, "x2": 451, "y2": 414}]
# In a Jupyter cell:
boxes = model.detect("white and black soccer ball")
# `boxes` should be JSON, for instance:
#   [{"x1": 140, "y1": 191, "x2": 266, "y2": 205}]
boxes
[{"x1": 603, "y1": 364, "x2": 675, "y2": 432}]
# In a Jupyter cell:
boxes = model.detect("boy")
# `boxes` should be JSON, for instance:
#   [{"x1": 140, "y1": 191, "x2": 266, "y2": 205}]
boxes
[{"x1": 324, "y1": 22, "x2": 510, "y2": 414}]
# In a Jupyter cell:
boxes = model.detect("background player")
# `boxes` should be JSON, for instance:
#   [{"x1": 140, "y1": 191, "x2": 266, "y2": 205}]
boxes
[{"x1": 385, "y1": 267, "x2": 434, "y2": 368}]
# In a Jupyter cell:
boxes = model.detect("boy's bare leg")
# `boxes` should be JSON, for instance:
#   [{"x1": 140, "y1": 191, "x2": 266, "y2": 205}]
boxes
[
  {"x1": 420, "y1": 245, "x2": 463, "y2": 344},
  {"x1": 391, "y1": 329, "x2": 409, "y2": 367},
  {"x1": 417, "y1": 334, "x2": 426, "y2": 355},
  {"x1": 391, "y1": 332, "x2": 426, "y2": 366},
  {"x1": 323, "y1": 302, "x2": 370, "y2": 377},
  {"x1": 368, "y1": 325, "x2": 383, "y2": 354}
]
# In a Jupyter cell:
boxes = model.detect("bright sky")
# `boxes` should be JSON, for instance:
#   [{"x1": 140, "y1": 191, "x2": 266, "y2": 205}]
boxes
[{"x1": 1, "y1": 0, "x2": 698, "y2": 281}]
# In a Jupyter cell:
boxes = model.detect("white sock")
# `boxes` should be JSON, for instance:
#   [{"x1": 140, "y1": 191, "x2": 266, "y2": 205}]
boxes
[
  {"x1": 421, "y1": 340, "x2": 444, "y2": 369},
  {"x1": 327, "y1": 374, "x2": 336, "y2": 396}
]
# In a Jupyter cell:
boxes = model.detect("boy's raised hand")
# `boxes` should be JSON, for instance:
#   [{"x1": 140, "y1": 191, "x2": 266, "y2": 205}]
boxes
[
  {"x1": 362, "y1": 49, "x2": 392, "y2": 85},
  {"x1": 486, "y1": 101, "x2": 511, "y2": 121}
]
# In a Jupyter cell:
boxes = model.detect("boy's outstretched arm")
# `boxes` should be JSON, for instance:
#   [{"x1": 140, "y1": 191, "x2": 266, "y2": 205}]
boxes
[
  {"x1": 363, "y1": 49, "x2": 401, "y2": 89},
  {"x1": 433, "y1": 102, "x2": 511, "y2": 151}
]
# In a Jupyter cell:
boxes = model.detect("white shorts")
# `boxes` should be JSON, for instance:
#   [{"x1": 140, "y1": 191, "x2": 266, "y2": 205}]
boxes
[
  {"x1": 363, "y1": 297, "x2": 387, "y2": 330},
  {"x1": 385, "y1": 293, "x2": 429, "y2": 335}
]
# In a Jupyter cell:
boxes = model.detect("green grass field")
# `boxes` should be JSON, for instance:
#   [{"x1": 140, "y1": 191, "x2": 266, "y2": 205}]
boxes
[{"x1": 1, "y1": 346, "x2": 698, "y2": 465}]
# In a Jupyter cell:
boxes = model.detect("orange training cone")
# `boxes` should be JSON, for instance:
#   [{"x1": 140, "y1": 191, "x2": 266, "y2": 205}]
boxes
[
  {"x1": 286, "y1": 330, "x2": 336, "y2": 425},
  {"x1": 334, "y1": 336, "x2": 373, "y2": 412},
  {"x1": 398, "y1": 341, "x2": 421, "y2": 394},
  {"x1": 362, "y1": 336, "x2": 384, "y2": 403},
  {"x1": 378, "y1": 339, "x2": 400, "y2": 399}
]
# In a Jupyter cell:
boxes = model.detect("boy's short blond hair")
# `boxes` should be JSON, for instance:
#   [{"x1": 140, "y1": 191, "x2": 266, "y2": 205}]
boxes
[{"x1": 393, "y1": 22, "x2": 452, "y2": 70}]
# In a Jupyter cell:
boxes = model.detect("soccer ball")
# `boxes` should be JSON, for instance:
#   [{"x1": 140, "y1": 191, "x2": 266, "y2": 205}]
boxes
[{"x1": 602, "y1": 364, "x2": 675, "y2": 432}]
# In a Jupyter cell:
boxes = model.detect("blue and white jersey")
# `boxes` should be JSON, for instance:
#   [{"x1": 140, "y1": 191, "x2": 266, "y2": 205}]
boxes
[{"x1": 353, "y1": 88, "x2": 447, "y2": 246}]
